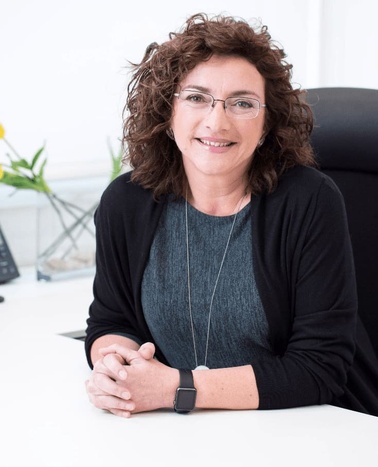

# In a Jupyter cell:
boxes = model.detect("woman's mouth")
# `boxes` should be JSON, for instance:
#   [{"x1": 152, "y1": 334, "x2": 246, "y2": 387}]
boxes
[{"x1": 197, "y1": 138, "x2": 233, "y2": 147}]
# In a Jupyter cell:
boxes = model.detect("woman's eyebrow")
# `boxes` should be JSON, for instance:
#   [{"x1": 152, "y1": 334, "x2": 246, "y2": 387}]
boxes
[{"x1": 181, "y1": 84, "x2": 210, "y2": 92}]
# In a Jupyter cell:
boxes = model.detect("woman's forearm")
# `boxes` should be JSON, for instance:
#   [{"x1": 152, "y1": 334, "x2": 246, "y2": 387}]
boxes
[{"x1": 192, "y1": 365, "x2": 259, "y2": 410}]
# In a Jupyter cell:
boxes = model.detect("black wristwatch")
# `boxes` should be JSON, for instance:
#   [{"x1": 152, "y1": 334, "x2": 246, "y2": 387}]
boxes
[{"x1": 174, "y1": 369, "x2": 197, "y2": 413}]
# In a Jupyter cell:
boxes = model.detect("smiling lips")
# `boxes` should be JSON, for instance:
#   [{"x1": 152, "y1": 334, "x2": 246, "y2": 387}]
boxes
[{"x1": 198, "y1": 138, "x2": 233, "y2": 148}]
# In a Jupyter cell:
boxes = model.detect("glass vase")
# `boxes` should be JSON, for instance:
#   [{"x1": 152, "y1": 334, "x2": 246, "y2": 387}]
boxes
[{"x1": 36, "y1": 177, "x2": 106, "y2": 281}]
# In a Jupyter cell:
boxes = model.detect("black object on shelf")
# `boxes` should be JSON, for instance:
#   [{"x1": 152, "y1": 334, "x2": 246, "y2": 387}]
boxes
[{"x1": 0, "y1": 225, "x2": 20, "y2": 284}]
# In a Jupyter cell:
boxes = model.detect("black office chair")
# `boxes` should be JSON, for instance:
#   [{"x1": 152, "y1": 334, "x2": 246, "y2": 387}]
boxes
[{"x1": 306, "y1": 87, "x2": 378, "y2": 359}]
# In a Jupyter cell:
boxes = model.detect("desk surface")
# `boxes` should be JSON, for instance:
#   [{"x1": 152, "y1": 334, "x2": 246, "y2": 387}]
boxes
[{"x1": 1, "y1": 270, "x2": 377, "y2": 467}]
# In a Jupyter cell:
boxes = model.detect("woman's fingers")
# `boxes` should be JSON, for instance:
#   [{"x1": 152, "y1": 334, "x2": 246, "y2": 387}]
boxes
[
  {"x1": 85, "y1": 374, "x2": 136, "y2": 415},
  {"x1": 100, "y1": 342, "x2": 156, "y2": 365}
]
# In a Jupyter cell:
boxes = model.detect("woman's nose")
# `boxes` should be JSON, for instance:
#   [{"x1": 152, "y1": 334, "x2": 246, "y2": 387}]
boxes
[{"x1": 204, "y1": 100, "x2": 232, "y2": 130}]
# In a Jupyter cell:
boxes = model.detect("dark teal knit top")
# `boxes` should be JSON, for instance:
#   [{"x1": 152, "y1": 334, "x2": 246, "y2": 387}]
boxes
[{"x1": 141, "y1": 198, "x2": 272, "y2": 370}]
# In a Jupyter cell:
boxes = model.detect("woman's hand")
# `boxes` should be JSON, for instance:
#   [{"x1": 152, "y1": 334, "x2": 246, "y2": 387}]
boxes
[{"x1": 85, "y1": 342, "x2": 178, "y2": 417}]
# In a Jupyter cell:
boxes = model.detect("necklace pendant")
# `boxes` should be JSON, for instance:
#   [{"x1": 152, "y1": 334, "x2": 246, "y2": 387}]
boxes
[{"x1": 195, "y1": 365, "x2": 209, "y2": 370}]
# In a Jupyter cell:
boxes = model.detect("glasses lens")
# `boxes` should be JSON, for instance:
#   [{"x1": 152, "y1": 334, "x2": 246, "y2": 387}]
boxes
[
  {"x1": 225, "y1": 97, "x2": 260, "y2": 118},
  {"x1": 179, "y1": 90, "x2": 212, "y2": 109},
  {"x1": 176, "y1": 90, "x2": 261, "y2": 119}
]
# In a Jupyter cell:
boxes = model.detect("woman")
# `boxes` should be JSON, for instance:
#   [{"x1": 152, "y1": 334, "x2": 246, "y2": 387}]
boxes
[{"x1": 85, "y1": 13, "x2": 378, "y2": 417}]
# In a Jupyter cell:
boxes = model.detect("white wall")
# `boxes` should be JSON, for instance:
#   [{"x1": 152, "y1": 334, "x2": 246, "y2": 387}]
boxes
[
  {"x1": 4, "y1": 0, "x2": 378, "y2": 180},
  {"x1": 1, "y1": 0, "x2": 378, "y2": 267},
  {"x1": 318, "y1": 0, "x2": 378, "y2": 87}
]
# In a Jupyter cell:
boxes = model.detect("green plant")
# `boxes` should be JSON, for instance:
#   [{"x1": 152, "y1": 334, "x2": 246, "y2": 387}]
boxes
[
  {"x1": 0, "y1": 123, "x2": 51, "y2": 193},
  {"x1": 0, "y1": 123, "x2": 123, "y2": 279}
]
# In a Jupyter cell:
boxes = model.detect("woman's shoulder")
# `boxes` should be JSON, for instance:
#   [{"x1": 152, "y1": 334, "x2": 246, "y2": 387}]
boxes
[
  {"x1": 99, "y1": 171, "x2": 154, "y2": 209},
  {"x1": 102, "y1": 170, "x2": 145, "y2": 197},
  {"x1": 253, "y1": 165, "x2": 346, "y2": 221},
  {"x1": 275, "y1": 165, "x2": 343, "y2": 202},
  {"x1": 280, "y1": 165, "x2": 338, "y2": 190},
  {"x1": 97, "y1": 170, "x2": 166, "y2": 227}
]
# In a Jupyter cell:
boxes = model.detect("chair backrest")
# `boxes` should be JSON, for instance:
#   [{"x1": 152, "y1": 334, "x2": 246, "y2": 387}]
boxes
[{"x1": 306, "y1": 87, "x2": 378, "y2": 358}]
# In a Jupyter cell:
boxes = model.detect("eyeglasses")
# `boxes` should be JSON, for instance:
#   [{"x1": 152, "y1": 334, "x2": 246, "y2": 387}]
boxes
[{"x1": 173, "y1": 89, "x2": 266, "y2": 119}]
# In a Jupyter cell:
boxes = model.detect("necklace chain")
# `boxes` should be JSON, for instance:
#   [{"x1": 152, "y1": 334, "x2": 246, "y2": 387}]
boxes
[{"x1": 185, "y1": 193, "x2": 246, "y2": 369}]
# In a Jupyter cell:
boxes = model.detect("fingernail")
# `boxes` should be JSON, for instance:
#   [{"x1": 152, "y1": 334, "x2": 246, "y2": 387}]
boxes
[{"x1": 119, "y1": 370, "x2": 127, "y2": 380}]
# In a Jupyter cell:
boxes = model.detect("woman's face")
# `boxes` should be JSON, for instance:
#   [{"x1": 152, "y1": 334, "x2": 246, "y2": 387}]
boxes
[{"x1": 171, "y1": 54, "x2": 266, "y2": 183}]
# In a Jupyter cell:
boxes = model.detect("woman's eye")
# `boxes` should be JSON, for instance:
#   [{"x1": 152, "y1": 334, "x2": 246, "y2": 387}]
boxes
[
  {"x1": 234, "y1": 99, "x2": 254, "y2": 109},
  {"x1": 188, "y1": 93, "x2": 205, "y2": 103}
]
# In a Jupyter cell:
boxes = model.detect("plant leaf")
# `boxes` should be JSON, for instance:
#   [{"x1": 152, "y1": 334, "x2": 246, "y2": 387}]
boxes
[
  {"x1": 31, "y1": 146, "x2": 45, "y2": 170},
  {"x1": 108, "y1": 140, "x2": 123, "y2": 182},
  {"x1": 0, "y1": 172, "x2": 40, "y2": 191},
  {"x1": 10, "y1": 158, "x2": 32, "y2": 171},
  {"x1": 38, "y1": 157, "x2": 48, "y2": 177}
]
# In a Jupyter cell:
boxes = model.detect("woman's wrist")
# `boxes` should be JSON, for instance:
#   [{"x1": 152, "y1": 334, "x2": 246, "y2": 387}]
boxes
[{"x1": 163, "y1": 368, "x2": 181, "y2": 409}]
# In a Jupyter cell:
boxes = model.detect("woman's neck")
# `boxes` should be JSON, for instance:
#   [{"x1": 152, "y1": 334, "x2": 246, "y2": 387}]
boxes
[{"x1": 186, "y1": 177, "x2": 250, "y2": 216}]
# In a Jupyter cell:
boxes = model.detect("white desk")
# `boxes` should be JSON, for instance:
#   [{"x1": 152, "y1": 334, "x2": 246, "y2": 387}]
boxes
[{"x1": 1, "y1": 270, "x2": 377, "y2": 467}]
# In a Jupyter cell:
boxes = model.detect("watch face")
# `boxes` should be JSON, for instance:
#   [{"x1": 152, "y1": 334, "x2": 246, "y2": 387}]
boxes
[{"x1": 175, "y1": 388, "x2": 197, "y2": 412}]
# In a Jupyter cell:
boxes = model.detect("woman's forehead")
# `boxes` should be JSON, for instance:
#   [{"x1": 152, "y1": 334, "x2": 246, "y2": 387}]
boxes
[{"x1": 179, "y1": 55, "x2": 265, "y2": 98}]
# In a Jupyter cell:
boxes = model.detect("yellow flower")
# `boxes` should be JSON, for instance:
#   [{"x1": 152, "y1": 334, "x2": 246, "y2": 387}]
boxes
[
  {"x1": 0, "y1": 123, "x2": 5, "y2": 139},
  {"x1": 0, "y1": 164, "x2": 3, "y2": 179}
]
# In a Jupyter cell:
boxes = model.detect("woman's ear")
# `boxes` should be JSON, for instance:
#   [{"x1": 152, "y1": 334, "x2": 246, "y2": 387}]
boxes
[
  {"x1": 166, "y1": 128, "x2": 175, "y2": 140},
  {"x1": 257, "y1": 136, "x2": 265, "y2": 148}
]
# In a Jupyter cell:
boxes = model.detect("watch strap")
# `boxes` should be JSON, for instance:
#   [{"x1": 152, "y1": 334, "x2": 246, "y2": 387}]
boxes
[
  {"x1": 179, "y1": 369, "x2": 195, "y2": 389},
  {"x1": 174, "y1": 369, "x2": 197, "y2": 413}
]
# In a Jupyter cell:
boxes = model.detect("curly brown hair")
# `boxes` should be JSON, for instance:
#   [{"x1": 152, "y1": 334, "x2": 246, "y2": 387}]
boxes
[{"x1": 122, "y1": 12, "x2": 315, "y2": 198}]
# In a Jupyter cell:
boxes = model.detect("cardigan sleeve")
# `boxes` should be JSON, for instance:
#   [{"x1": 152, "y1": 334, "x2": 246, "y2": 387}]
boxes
[
  {"x1": 84, "y1": 173, "x2": 164, "y2": 368},
  {"x1": 252, "y1": 168, "x2": 358, "y2": 409}
]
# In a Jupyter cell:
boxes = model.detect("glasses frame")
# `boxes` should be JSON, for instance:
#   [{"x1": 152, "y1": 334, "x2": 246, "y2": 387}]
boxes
[{"x1": 173, "y1": 89, "x2": 267, "y2": 120}]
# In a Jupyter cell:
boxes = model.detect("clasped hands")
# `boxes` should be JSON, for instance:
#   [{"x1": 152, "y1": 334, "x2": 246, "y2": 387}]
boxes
[{"x1": 85, "y1": 342, "x2": 177, "y2": 418}]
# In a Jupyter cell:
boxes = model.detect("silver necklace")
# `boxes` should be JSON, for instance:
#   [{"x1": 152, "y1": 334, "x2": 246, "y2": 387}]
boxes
[{"x1": 185, "y1": 193, "x2": 246, "y2": 371}]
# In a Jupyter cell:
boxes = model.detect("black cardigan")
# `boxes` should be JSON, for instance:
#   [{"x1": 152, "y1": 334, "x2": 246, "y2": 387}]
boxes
[{"x1": 85, "y1": 166, "x2": 378, "y2": 415}]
